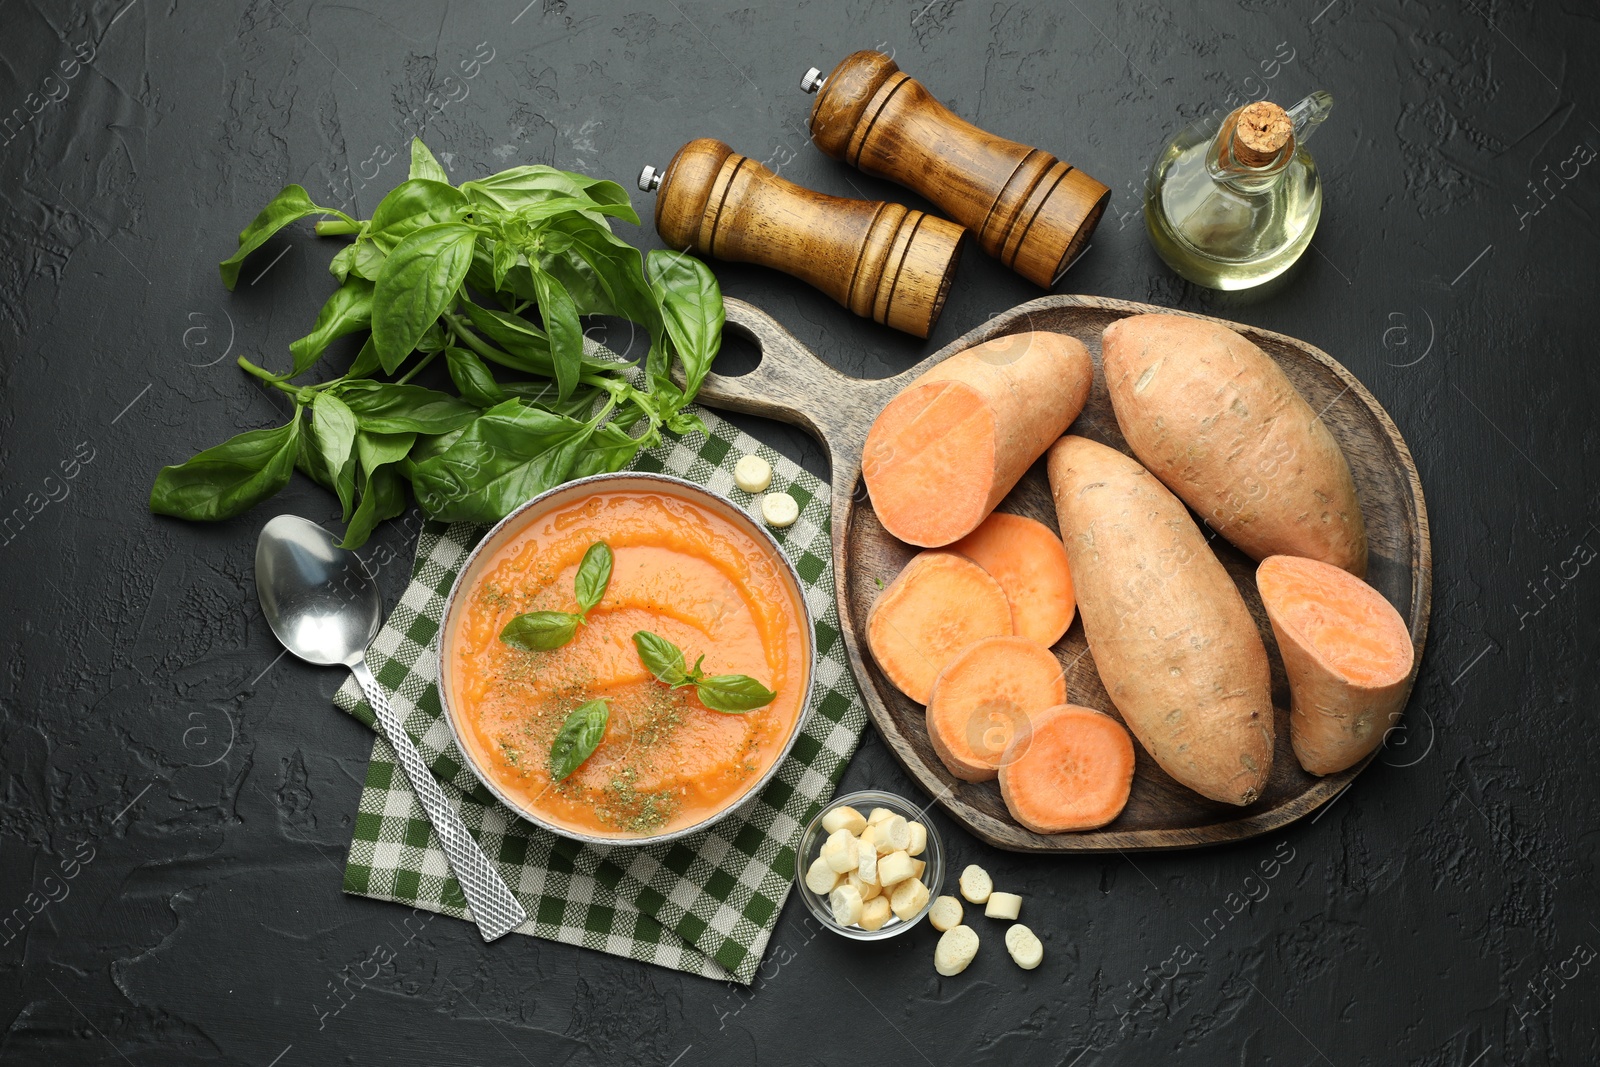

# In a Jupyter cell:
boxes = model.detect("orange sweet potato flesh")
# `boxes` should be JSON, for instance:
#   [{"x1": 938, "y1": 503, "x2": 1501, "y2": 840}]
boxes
[
  {"x1": 951, "y1": 512, "x2": 1076, "y2": 647},
  {"x1": 925, "y1": 636, "x2": 1066, "y2": 782},
  {"x1": 1257, "y1": 554, "x2": 1415, "y2": 776},
  {"x1": 866, "y1": 551, "x2": 1012, "y2": 704},
  {"x1": 1102, "y1": 313, "x2": 1368, "y2": 577},
  {"x1": 1048, "y1": 435, "x2": 1274, "y2": 806},
  {"x1": 999, "y1": 705, "x2": 1135, "y2": 833},
  {"x1": 863, "y1": 331, "x2": 1093, "y2": 547}
]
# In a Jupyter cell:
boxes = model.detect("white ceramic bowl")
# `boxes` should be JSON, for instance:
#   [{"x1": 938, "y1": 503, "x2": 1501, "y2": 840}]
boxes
[{"x1": 437, "y1": 472, "x2": 815, "y2": 846}]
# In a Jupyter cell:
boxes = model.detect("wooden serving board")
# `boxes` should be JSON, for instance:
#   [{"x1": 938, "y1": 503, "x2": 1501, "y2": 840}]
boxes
[{"x1": 699, "y1": 295, "x2": 1431, "y2": 852}]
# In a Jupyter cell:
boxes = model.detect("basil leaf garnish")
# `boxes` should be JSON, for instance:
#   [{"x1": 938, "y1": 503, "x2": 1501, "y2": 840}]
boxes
[
  {"x1": 549, "y1": 698, "x2": 609, "y2": 782},
  {"x1": 632, "y1": 631, "x2": 688, "y2": 686},
  {"x1": 695, "y1": 674, "x2": 777, "y2": 714},
  {"x1": 631, "y1": 632, "x2": 774, "y2": 714},
  {"x1": 500, "y1": 611, "x2": 581, "y2": 651},
  {"x1": 574, "y1": 541, "x2": 613, "y2": 614}
]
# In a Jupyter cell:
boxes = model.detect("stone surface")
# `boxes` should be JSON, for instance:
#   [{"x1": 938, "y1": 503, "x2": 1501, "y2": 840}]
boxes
[{"x1": 1, "y1": 1, "x2": 1597, "y2": 1064}]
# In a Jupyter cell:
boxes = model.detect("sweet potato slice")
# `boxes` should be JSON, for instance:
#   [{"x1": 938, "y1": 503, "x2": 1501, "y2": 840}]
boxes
[
  {"x1": 1257, "y1": 555, "x2": 1415, "y2": 776},
  {"x1": 925, "y1": 636, "x2": 1066, "y2": 782},
  {"x1": 863, "y1": 331, "x2": 1092, "y2": 548},
  {"x1": 1048, "y1": 435, "x2": 1274, "y2": 806},
  {"x1": 866, "y1": 551, "x2": 1012, "y2": 704},
  {"x1": 999, "y1": 705, "x2": 1135, "y2": 833},
  {"x1": 1102, "y1": 313, "x2": 1368, "y2": 576},
  {"x1": 952, "y1": 512, "x2": 1076, "y2": 647}
]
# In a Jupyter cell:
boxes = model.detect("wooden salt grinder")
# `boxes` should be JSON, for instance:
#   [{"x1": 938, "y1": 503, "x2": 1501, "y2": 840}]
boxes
[
  {"x1": 639, "y1": 138, "x2": 964, "y2": 338},
  {"x1": 802, "y1": 51, "x2": 1111, "y2": 287}
]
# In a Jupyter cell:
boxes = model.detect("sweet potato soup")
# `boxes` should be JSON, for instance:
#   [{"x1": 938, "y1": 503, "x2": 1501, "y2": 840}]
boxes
[{"x1": 448, "y1": 488, "x2": 809, "y2": 839}]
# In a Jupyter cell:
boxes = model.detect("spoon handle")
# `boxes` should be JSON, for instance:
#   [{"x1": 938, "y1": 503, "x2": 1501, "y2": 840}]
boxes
[{"x1": 351, "y1": 659, "x2": 528, "y2": 942}]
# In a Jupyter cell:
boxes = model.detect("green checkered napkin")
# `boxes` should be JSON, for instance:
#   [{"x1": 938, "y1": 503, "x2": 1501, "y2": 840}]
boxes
[{"x1": 332, "y1": 405, "x2": 868, "y2": 983}]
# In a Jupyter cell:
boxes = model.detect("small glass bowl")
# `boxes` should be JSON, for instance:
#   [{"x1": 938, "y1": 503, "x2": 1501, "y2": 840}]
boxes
[{"x1": 794, "y1": 789, "x2": 945, "y2": 940}]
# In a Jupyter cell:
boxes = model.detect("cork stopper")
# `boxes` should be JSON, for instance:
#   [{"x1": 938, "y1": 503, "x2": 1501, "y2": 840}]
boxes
[{"x1": 1227, "y1": 101, "x2": 1293, "y2": 167}]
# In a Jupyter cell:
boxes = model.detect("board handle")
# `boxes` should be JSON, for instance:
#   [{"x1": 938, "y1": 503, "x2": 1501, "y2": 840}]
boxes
[{"x1": 701, "y1": 298, "x2": 902, "y2": 466}]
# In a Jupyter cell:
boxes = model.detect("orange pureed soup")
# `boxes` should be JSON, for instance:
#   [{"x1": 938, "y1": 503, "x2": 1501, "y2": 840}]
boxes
[{"x1": 448, "y1": 488, "x2": 809, "y2": 839}]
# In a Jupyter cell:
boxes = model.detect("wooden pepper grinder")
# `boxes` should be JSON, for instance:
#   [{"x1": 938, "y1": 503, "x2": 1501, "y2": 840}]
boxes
[
  {"x1": 802, "y1": 51, "x2": 1110, "y2": 287},
  {"x1": 639, "y1": 138, "x2": 964, "y2": 338}
]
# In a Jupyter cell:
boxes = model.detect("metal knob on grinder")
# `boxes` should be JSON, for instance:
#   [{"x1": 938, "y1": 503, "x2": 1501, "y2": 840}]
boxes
[
  {"x1": 803, "y1": 50, "x2": 1110, "y2": 287},
  {"x1": 640, "y1": 138, "x2": 964, "y2": 338}
]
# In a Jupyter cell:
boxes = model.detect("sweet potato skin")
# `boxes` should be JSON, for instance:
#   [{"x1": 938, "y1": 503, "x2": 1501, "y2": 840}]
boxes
[
  {"x1": 1047, "y1": 435, "x2": 1274, "y2": 806},
  {"x1": 1257, "y1": 555, "x2": 1415, "y2": 775},
  {"x1": 1101, "y1": 313, "x2": 1368, "y2": 577},
  {"x1": 864, "y1": 331, "x2": 1093, "y2": 547}
]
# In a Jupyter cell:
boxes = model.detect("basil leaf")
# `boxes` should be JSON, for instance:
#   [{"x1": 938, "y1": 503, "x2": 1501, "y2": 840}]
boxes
[
  {"x1": 445, "y1": 347, "x2": 506, "y2": 408},
  {"x1": 340, "y1": 461, "x2": 408, "y2": 550},
  {"x1": 647, "y1": 249, "x2": 722, "y2": 400},
  {"x1": 416, "y1": 319, "x2": 449, "y2": 353},
  {"x1": 632, "y1": 631, "x2": 687, "y2": 687},
  {"x1": 573, "y1": 541, "x2": 613, "y2": 613},
  {"x1": 548, "y1": 698, "x2": 610, "y2": 783},
  {"x1": 408, "y1": 138, "x2": 450, "y2": 183},
  {"x1": 510, "y1": 195, "x2": 636, "y2": 225},
  {"x1": 371, "y1": 222, "x2": 476, "y2": 370},
  {"x1": 530, "y1": 269, "x2": 584, "y2": 401},
  {"x1": 348, "y1": 335, "x2": 382, "y2": 379},
  {"x1": 695, "y1": 674, "x2": 777, "y2": 714},
  {"x1": 338, "y1": 381, "x2": 479, "y2": 434},
  {"x1": 572, "y1": 421, "x2": 645, "y2": 480},
  {"x1": 367, "y1": 180, "x2": 470, "y2": 250},
  {"x1": 491, "y1": 239, "x2": 519, "y2": 291},
  {"x1": 499, "y1": 610, "x2": 581, "y2": 651},
  {"x1": 541, "y1": 214, "x2": 660, "y2": 331},
  {"x1": 456, "y1": 301, "x2": 614, "y2": 379},
  {"x1": 310, "y1": 392, "x2": 359, "y2": 521},
  {"x1": 149, "y1": 414, "x2": 301, "y2": 520},
  {"x1": 281, "y1": 277, "x2": 373, "y2": 380},
  {"x1": 357, "y1": 428, "x2": 418, "y2": 470},
  {"x1": 337, "y1": 429, "x2": 416, "y2": 548},
  {"x1": 219, "y1": 185, "x2": 351, "y2": 290},
  {"x1": 462, "y1": 167, "x2": 639, "y2": 224},
  {"x1": 403, "y1": 399, "x2": 594, "y2": 523},
  {"x1": 329, "y1": 238, "x2": 387, "y2": 284}
]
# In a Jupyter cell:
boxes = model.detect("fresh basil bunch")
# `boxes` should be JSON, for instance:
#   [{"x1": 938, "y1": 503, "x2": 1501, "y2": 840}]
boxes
[{"x1": 151, "y1": 139, "x2": 723, "y2": 548}]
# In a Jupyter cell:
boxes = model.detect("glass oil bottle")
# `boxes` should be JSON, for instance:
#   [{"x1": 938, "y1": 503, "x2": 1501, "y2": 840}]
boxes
[{"x1": 1144, "y1": 92, "x2": 1333, "y2": 290}]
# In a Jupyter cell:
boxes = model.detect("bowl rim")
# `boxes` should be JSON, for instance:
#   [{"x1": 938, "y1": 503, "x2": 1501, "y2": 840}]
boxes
[
  {"x1": 794, "y1": 788, "x2": 945, "y2": 939},
  {"x1": 436, "y1": 470, "x2": 817, "y2": 847}
]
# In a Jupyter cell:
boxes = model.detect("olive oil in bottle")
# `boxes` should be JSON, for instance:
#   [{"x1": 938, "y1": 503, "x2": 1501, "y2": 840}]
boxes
[{"x1": 1144, "y1": 92, "x2": 1333, "y2": 290}]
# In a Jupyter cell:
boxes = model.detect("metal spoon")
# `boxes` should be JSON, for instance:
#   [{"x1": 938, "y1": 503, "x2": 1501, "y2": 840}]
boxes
[{"x1": 254, "y1": 514, "x2": 527, "y2": 942}]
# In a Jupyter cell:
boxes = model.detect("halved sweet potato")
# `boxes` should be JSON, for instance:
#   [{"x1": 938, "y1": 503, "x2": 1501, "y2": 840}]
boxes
[
  {"x1": 863, "y1": 331, "x2": 1092, "y2": 548},
  {"x1": 1257, "y1": 554, "x2": 1415, "y2": 775}
]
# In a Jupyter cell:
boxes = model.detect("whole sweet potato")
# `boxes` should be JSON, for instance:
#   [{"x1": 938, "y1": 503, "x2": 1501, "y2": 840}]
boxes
[
  {"x1": 1101, "y1": 313, "x2": 1368, "y2": 576},
  {"x1": 1048, "y1": 435, "x2": 1274, "y2": 806}
]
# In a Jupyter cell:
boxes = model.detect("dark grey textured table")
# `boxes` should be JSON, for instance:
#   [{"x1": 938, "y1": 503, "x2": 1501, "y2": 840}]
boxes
[{"x1": 2, "y1": 2, "x2": 1596, "y2": 1064}]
